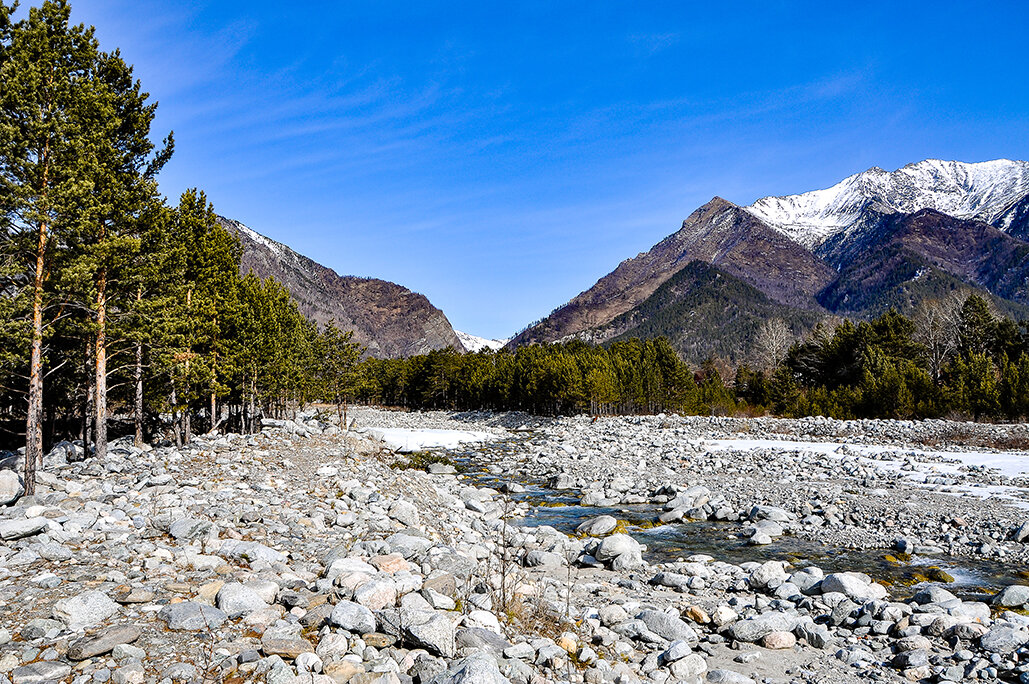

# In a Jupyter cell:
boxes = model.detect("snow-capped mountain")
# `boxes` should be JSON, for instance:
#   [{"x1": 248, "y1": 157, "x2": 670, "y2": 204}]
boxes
[
  {"x1": 746, "y1": 159, "x2": 1029, "y2": 248},
  {"x1": 456, "y1": 330, "x2": 508, "y2": 352},
  {"x1": 513, "y1": 157, "x2": 1029, "y2": 361}
]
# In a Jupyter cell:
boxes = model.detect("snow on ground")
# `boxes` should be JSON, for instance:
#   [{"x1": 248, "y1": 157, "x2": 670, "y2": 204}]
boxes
[
  {"x1": 363, "y1": 427, "x2": 494, "y2": 453},
  {"x1": 701, "y1": 437, "x2": 1029, "y2": 509},
  {"x1": 701, "y1": 438, "x2": 1029, "y2": 478},
  {"x1": 455, "y1": 330, "x2": 508, "y2": 352}
]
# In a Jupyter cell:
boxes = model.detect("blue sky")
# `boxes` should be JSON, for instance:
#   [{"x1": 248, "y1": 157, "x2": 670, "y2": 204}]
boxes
[{"x1": 68, "y1": 1, "x2": 1029, "y2": 339}]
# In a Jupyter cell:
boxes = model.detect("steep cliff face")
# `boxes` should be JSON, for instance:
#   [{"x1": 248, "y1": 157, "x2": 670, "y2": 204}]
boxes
[{"x1": 220, "y1": 218, "x2": 463, "y2": 358}]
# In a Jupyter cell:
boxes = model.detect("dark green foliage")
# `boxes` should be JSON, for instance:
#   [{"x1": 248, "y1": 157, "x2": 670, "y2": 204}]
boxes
[
  {"x1": 359, "y1": 337, "x2": 722, "y2": 416},
  {"x1": 603, "y1": 261, "x2": 822, "y2": 363}
]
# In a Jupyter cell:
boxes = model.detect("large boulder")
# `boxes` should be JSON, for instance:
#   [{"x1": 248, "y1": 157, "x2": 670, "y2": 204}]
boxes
[
  {"x1": 0, "y1": 470, "x2": 22, "y2": 506},
  {"x1": 67, "y1": 624, "x2": 141, "y2": 660},
  {"x1": 817, "y1": 573, "x2": 887, "y2": 602},
  {"x1": 158, "y1": 602, "x2": 228, "y2": 631},
  {"x1": 53, "y1": 591, "x2": 120, "y2": 631},
  {"x1": 728, "y1": 612, "x2": 798, "y2": 643},
  {"x1": 216, "y1": 583, "x2": 269, "y2": 618},
  {"x1": 329, "y1": 601, "x2": 376, "y2": 634},
  {"x1": 0, "y1": 517, "x2": 47, "y2": 541},
  {"x1": 994, "y1": 585, "x2": 1029, "y2": 608},
  {"x1": 636, "y1": 611, "x2": 699, "y2": 643},
  {"x1": 576, "y1": 516, "x2": 617, "y2": 537},
  {"x1": 427, "y1": 653, "x2": 510, "y2": 684},
  {"x1": 595, "y1": 534, "x2": 643, "y2": 569}
]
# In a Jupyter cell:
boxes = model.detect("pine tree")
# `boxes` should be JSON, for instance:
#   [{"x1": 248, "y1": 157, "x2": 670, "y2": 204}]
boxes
[{"x1": 0, "y1": 0, "x2": 106, "y2": 493}]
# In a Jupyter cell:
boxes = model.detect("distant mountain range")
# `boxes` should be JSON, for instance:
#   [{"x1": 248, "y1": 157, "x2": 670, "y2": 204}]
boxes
[
  {"x1": 511, "y1": 159, "x2": 1029, "y2": 362},
  {"x1": 220, "y1": 218, "x2": 466, "y2": 358}
]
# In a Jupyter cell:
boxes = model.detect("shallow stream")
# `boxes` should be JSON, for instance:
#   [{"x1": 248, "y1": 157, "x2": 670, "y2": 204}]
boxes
[{"x1": 445, "y1": 437, "x2": 1025, "y2": 602}]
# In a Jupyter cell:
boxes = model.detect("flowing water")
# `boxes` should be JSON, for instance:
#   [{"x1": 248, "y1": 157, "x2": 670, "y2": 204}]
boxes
[{"x1": 445, "y1": 437, "x2": 1025, "y2": 602}]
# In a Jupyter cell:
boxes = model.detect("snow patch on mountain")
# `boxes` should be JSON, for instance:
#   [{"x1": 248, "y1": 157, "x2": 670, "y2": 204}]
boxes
[
  {"x1": 456, "y1": 331, "x2": 508, "y2": 352},
  {"x1": 745, "y1": 159, "x2": 1029, "y2": 248}
]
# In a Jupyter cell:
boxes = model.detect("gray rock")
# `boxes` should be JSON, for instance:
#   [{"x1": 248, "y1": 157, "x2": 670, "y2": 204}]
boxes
[
  {"x1": 728, "y1": 612, "x2": 797, "y2": 643},
  {"x1": 158, "y1": 602, "x2": 228, "y2": 631},
  {"x1": 576, "y1": 515, "x2": 617, "y2": 536},
  {"x1": 428, "y1": 653, "x2": 510, "y2": 684},
  {"x1": 524, "y1": 550, "x2": 562, "y2": 569},
  {"x1": 406, "y1": 612, "x2": 456, "y2": 658},
  {"x1": 637, "y1": 610, "x2": 699, "y2": 643},
  {"x1": 994, "y1": 584, "x2": 1029, "y2": 608},
  {"x1": 329, "y1": 601, "x2": 376, "y2": 633},
  {"x1": 818, "y1": 572, "x2": 887, "y2": 601},
  {"x1": 68, "y1": 624, "x2": 142, "y2": 660},
  {"x1": 216, "y1": 582, "x2": 268, "y2": 618},
  {"x1": 1013, "y1": 520, "x2": 1029, "y2": 543},
  {"x1": 386, "y1": 532, "x2": 433, "y2": 559},
  {"x1": 0, "y1": 469, "x2": 22, "y2": 506},
  {"x1": 979, "y1": 626, "x2": 1029, "y2": 653},
  {"x1": 217, "y1": 539, "x2": 287, "y2": 564},
  {"x1": 595, "y1": 534, "x2": 641, "y2": 564},
  {"x1": 0, "y1": 516, "x2": 47, "y2": 540},
  {"x1": 53, "y1": 590, "x2": 120, "y2": 631},
  {"x1": 706, "y1": 670, "x2": 755, "y2": 684},
  {"x1": 168, "y1": 517, "x2": 217, "y2": 541},
  {"x1": 12, "y1": 661, "x2": 73, "y2": 684}
]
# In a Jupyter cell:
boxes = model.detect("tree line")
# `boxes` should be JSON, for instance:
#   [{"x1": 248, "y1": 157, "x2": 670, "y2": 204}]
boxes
[
  {"x1": 354, "y1": 293, "x2": 1029, "y2": 423},
  {"x1": 0, "y1": 1, "x2": 363, "y2": 493}
]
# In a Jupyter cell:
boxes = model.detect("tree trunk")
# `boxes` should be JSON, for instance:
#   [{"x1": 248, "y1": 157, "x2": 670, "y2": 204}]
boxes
[
  {"x1": 94, "y1": 267, "x2": 108, "y2": 460},
  {"x1": 210, "y1": 392, "x2": 216, "y2": 433},
  {"x1": 171, "y1": 388, "x2": 181, "y2": 447},
  {"x1": 134, "y1": 342, "x2": 144, "y2": 447},
  {"x1": 24, "y1": 220, "x2": 49, "y2": 497}
]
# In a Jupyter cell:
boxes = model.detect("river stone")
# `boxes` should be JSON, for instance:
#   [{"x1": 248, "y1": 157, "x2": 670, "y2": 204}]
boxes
[
  {"x1": 994, "y1": 584, "x2": 1029, "y2": 607},
  {"x1": 669, "y1": 654, "x2": 707, "y2": 679},
  {"x1": 595, "y1": 534, "x2": 640, "y2": 563},
  {"x1": 169, "y1": 517, "x2": 216, "y2": 541},
  {"x1": 576, "y1": 515, "x2": 617, "y2": 536},
  {"x1": 67, "y1": 624, "x2": 141, "y2": 660},
  {"x1": 11, "y1": 661, "x2": 73, "y2": 684},
  {"x1": 427, "y1": 653, "x2": 510, "y2": 684},
  {"x1": 1013, "y1": 521, "x2": 1029, "y2": 543},
  {"x1": 0, "y1": 470, "x2": 22, "y2": 506},
  {"x1": 261, "y1": 634, "x2": 314, "y2": 659},
  {"x1": 706, "y1": 670, "x2": 756, "y2": 684},
  {"x1": 728, "y1": 612, "x2": 797, "y2": 643},
  {"x1": 761, "y1": 631, "x2": 796, "y2": 649},
  {"x1": 818, "y1": 573, "x2": 887, "y2": 601},
  {"x1": 330, "y1": 601, "x2": 376, "y2": 633},
  {"x1": 637, "y1": 610, "x2": 699, "y2": 643},
  {"x1": 217, "y1": 582, "x2": 268, "y2": 618},
  {"x1": 980, "y1": 626, "x2": 1029, "y2": 653},
  {"x1": 386, "y1": 532, "x2": 433, "y2": 559},
  {"x1": 54, "y1": 590, "x2": 120, "y2": 631},
  {"x1": 749, "y1": 561, "x2": 788, "y2": 589},
  {"x1": 406, "y1": 612, "x2": 456, "y2": 657},
  {"x1": 389, "y1": 500, "x2": 420, "y2": 527},
  {"x1": 354, "y1": 578, "x2": 398, "y2": 611},
  {"x1": 158, "y1": 602, "x2": 228, "y2": 631},
  {"x1": 748, "y1": 505, "x2": 793, "y2": 522},
  {"x1": 0, "y1": 516, "x2": 47, "y2": 540},
  {"x1": 218, "y1": 539, "x2": 287, "y2": 564}
]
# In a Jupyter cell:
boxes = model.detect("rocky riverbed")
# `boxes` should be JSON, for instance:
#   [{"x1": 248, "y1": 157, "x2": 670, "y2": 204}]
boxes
[{"x1": 0, "y1": 408, "x2": 1028, "y2": 684}]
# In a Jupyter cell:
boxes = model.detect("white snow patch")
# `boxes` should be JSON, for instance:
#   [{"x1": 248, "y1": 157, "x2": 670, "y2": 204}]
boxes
[
  {"x1": 456, "y1": 330, "x2": 508, "y2": 352},
  {"x1": 700, "y1": 438, "x2": 1029, "y2": 509},
  {"x1": 364, "y1": 428, "x2": 494, "y2": 453}
]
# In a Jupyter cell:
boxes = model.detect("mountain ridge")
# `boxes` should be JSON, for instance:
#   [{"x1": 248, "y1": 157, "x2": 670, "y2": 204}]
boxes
[
  {"x1": 219, "y1": 217, "x2": 464, "y2": 359},
  {"x1": 512, "y1": 157, "x2": 1029, "y2": 361}
]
